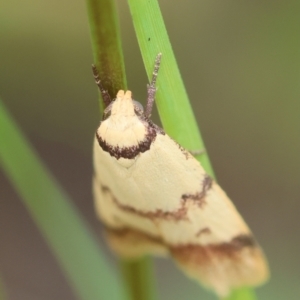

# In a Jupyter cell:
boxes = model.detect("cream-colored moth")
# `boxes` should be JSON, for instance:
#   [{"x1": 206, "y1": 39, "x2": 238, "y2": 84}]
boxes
[{"x1": 92, "y1": 54, "x2": 269, "y2": 296}]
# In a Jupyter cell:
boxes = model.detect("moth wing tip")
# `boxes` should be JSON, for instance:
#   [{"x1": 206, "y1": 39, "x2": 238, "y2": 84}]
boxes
[{"x1": 171, "y1": 242, "x2": 269, "y2": 296}]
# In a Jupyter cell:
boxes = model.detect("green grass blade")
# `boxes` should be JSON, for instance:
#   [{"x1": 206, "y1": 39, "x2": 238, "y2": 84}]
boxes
[
  {"x1": 127, "y1": 0, "x2": 257, "y2": 299},
  {"x1": 86, "y1": 1, "x2": 156, "y2": 299},
  {"x1": 0, "y1": 99, "x2": 123, "y2": 300},
  {"x1": 127, "y1": 0, "x2": 214, "y2": 177}
]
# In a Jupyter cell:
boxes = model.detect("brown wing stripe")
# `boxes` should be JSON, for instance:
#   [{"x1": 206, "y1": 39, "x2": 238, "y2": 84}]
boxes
[
  {"x1": 100, "y1": 185, "x2": 188, "y2": 221},
  {"x1": 182, "y1": 175, "x2": 213, "y2": 207},
  {"x1": 171, "y1": 234, "x2": 257, "y2": 258},
  {"x1": 100, "y1": 178, "x2": 214, "y2": 221},
  {"x1": 105, "y1": 226, "x2": 256, "y2": 252}
]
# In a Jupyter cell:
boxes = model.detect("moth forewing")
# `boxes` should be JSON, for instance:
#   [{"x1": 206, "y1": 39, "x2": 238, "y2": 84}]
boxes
[{"x1": 92, "y1": 54, "x2": 269, "y2": 296}]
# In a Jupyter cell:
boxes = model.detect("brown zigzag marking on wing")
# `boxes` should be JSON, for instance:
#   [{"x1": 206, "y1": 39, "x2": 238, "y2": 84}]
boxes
[{"x1": 182, "y1": 175, "x2": 213, "y2": 207}]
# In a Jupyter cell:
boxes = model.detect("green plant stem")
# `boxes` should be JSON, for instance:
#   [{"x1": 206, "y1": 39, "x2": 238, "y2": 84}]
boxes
[
  {"x1": 0, "y1": 99, "x2": 123, "y2": 300},
  {"x1": 86, "y1": 0, "x2": 127, "y2": 108},
  {"x1": 120, "y1": 257, "x2": 157, "y2": 300},
  {"x1": 86, "y1": 1, "x2": 156, "y2": 300},
  {"x1": 222, "y1": 288, "x2": 257, "y2": 300},
  {"x1": 128, "y1": 0, "x2": 257, "y2": 299}
]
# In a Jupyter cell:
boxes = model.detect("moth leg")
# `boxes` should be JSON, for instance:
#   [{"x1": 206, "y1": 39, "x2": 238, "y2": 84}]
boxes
[
  {"x1": 190, "y1": 149, "x2": 206, "y2": 156},
  {"x1": 145, "y1": 53, "x2": 162, "y2": 118},
  {"x1": 92, "y1": 64, "x2": 112, "y2": 107}
]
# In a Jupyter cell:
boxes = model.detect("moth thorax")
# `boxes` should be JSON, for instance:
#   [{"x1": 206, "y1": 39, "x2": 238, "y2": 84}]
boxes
[{"x1": 98, "y1": 116, "x2": 147, "y2": 147}]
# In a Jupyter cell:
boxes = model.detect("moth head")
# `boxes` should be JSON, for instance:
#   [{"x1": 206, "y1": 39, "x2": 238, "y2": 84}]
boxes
[
  {"x1": 97, "y1": 89, "x2": 153, "y2": 165},
  {"x1": 103, "y1": 90, "x2": 144, "y2": 120}
]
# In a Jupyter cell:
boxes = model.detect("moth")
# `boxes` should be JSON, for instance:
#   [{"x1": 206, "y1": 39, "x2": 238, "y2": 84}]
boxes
[{"x1": 92, "y1": 54, "x2": 269, "y2": 296}]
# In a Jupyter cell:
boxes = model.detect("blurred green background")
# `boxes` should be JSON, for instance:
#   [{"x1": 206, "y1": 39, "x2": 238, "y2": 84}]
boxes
[{"x1": 1, "y1": 0, "x2": 299, "y2": 299}]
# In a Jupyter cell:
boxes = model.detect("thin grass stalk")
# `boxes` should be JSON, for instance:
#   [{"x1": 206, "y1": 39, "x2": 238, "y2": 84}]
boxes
[
  {"x1": 127, "y1": 0, "x2": 257, "y2": 299},
  {"x1": 86, "y1": 0, "x2": 127, "y2": 106},
  {"x1": 0, "y1": 99, "x2": 123, "y2": 300},
  {"x1": 86, "y1": 0, "x2": 157, "y2": 299}
]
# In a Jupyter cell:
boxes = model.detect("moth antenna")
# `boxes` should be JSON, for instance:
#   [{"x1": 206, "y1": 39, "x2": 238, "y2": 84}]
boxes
[
  {"x1": 145, "y1": 53, "x2": 162, "y2": 118},
  {"x1": 92, "y1": 64, "x2": 112, "y2": 107}
]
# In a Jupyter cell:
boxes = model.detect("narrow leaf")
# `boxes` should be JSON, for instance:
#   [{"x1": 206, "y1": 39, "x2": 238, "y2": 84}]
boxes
[
  {"x1": 0, "y1": 99, "x2": 123, "y2": 300},
  {"x1": 127, "y1": 0, "x2": 257, "y2": 299}
]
